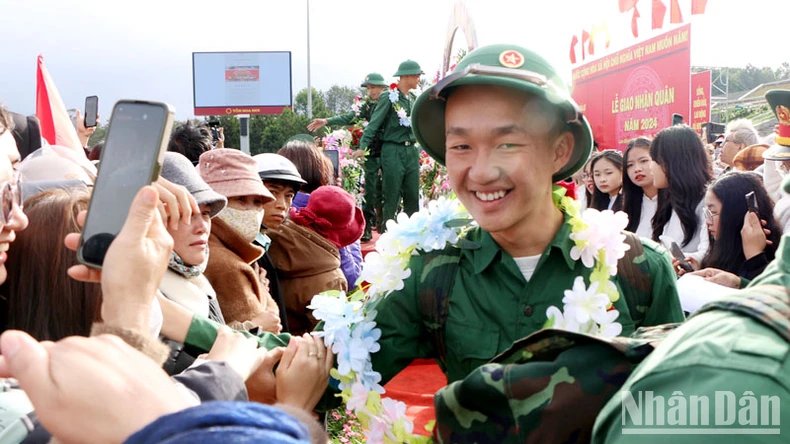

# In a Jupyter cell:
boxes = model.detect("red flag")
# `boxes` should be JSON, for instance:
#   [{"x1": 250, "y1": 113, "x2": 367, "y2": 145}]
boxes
[
  {"x1": 569, "y1": 35, "x2": 579, "y2": 64},
  {"x1": 652, "y1": 0, "x2": 666, "y2": 29},
  {"x1": 691, "y1": 0, "x2": 707, "y2": 14},
  {"x1": 36, "y1": 55, "x2": 84, "y2": 153},
  {"x1": 631, "y1": 6, "x2": 641, "y2": 37},
  {"x1": 670, "y1": 0, "x2": 683, "y2": 23},
  {"x1": 35, "y1": 55, "x2": 95, "y2": 176},
  {"x1": 581, "y1": 30, "x2": 590, "y2": 60}
]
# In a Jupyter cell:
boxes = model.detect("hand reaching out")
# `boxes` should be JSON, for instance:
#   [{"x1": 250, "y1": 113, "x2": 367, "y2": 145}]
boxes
[{"x1": 276, "y1": 334, "x2": 333, "y2": 411}]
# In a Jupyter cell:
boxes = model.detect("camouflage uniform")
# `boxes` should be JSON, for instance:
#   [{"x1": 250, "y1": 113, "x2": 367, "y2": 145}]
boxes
[
  {"x1": 370, "y1": 223, "x2": 685, "y2": 385},
  {"x1": 593, "y1": 235, "x2": 790, "y2": 443}
]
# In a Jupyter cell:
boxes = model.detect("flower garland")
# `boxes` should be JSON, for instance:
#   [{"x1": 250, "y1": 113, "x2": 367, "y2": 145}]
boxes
[
  {"x1": 388, "y1": 83, "x2": 411, "y2": 127},
  {"x1": 308, "y1": 186, "x2": 630, "y2": 443}
]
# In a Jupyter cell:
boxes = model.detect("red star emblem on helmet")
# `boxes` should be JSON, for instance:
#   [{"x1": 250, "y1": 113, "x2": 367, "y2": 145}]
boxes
[{"x1": 499, "y1": 50, "x2": 525, "y2": 68}]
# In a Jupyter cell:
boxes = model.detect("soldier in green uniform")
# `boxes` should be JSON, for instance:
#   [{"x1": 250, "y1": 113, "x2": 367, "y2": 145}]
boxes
[
  {"x1": 308, "y1": 73, "x2": 388, "y2": 241},
  {"x1": 593, "y1": 91, "x2": 790, "y2": 444},
  {"x1": 369, "y1": 44, "x2": 685, "y2": 386},
  {"x1": 358, "y1": 60, "x2": 424, "y2": 230}
]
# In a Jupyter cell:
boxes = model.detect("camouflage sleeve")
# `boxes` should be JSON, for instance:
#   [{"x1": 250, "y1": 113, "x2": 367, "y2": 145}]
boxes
[
  {"x1": 434, "y1": 342, "x2": 632, "y2": 443},
  {"x1": 326, "y1": 111, "x2": 356, "y2": 127},
  {"x1": 369, "y1": 254, "x2": 433, "y2": 385},
  {"x1": 640, "y1": 241, "x2": 685, "y2": 326}
]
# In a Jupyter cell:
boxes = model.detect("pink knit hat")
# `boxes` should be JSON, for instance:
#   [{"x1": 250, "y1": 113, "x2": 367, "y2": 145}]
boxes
[
  {"x1": 198, "y1": 149, "x2": 274, "y2": 202},
  {"x1": 289, "y1": 186, "x2": 365, "y2": 248}
]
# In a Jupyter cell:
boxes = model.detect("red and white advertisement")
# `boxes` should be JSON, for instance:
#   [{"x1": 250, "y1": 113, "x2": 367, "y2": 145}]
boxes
[
  {"x1": 572, "y1": 24, "x2": 691, "y2": 150},
  {"x1": 690, "y1": 70, "x2": 712, "y2": 135}
]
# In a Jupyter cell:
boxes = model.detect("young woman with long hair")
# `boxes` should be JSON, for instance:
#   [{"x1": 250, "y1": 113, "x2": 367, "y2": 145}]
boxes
[
  {"x1": 650, "y1": 125, "x2": 713, "y2": 263},
  {"x1": 4, "y1": 188, "x2": 99, "y2": 340},
  {"x1": 699, "y1": 172, "x2": 781, "y2": 279},
  {"x1": 622, "y1": 137, "x2": 659, "y2": 237},
  {"x1": 590, "y1": 150, "x2": 623, "y2": 211}
]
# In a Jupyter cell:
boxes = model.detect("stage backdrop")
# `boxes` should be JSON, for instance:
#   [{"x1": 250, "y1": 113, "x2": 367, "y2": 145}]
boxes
[{"x1": 572, "y1": 24, "x2": 691, "y2": 150}]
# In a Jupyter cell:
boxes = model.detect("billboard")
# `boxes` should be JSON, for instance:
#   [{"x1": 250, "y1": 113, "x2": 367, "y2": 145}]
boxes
[
  {"x1": 690, "y1": 70, "x2": 712, "y2": 135},
  {"x1": 192, "y1": 51, "x2": 292, "y2": 116},
  {"x1": 572, "y1": 24, "x2": 691, "y2": 150}
]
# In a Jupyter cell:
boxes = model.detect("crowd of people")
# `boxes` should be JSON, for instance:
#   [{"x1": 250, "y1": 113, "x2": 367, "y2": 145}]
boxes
[{"x1": 1, "y1": 41, "x2": 790, "y2": 444}]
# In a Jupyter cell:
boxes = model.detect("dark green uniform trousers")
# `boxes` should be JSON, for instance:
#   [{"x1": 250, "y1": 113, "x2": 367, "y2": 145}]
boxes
[
  {"x1": 362, "y1": 155, "x2": 382, "y2": 238},
  {"x1": 381, "y1": 142, "x2": 420, "y2": 229}
]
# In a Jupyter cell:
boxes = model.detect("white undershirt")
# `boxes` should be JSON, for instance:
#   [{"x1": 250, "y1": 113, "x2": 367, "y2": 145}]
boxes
[
  {"x1": 608, "y1": 195, "x2": 617, "y2": 210},
  {"x1": 513, "y1": 254, "x2": 542, "y2": 282},
  {"x1": 636, "y1": 194, "x2": 658, "y2": 238}
]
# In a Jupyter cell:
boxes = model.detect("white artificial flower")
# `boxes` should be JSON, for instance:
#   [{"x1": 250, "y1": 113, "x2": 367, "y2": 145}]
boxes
[
  {"x1": 358, "y1": 251, "x2": 411, "y2": 297},
  {"x1": 562, "y1": 277, "x2": 610, "y2": 325},
  {"x1": 570, "y1": 209, "x2": 630, "y2": 274},
  {"x1": 347, "y1": 382, "x2": 370, "y2": 413},
  {"x1": 388, "y1": 89, "x2": 399, "y2": 103},
  {"x1": 308, "y1": 294, "x2": 363, "y2": 348},
  {"x1": 545, "y1": 305, "x2": 580, "y2": 333},
  {"x1": 584, "y1": 308, "x2": 623, "y2": 339}
]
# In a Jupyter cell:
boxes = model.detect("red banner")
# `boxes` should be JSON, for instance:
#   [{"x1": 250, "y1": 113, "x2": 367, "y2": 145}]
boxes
[
  {"x1": 572, "y1": 24, "x2": 691, "y2": 150},
  {"x1": 690, "y1": 70, "x2": 711, "y2": 135},
  {"x1": 194, "y1": 106, "x2": 288, "y2": 116}
]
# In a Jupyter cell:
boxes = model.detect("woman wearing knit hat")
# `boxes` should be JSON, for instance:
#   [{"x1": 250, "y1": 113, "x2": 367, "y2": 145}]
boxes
[
  {"x1": 197, "y1": 148, "x2": 283, "y2": 333},
  {"x1": 266, "y1": 185, "x2": 364, "y2": 335}
]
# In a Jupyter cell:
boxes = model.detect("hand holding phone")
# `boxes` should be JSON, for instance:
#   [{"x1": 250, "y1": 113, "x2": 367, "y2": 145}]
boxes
[
  {"x1": 84, "y1": 96, "x2": 99, "y2": 128},
  {"x1": 745, "y1": 191, "x2": 759, "y2": 214},
  {"x1": 660, "y1": 235, "x2": 694, "y2": 273},
  {"x1": 78, "y1": 100, "x2": 175, "y2": 268}
]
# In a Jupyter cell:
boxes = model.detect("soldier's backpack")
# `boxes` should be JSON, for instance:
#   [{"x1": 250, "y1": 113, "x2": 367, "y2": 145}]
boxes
[{"x1": 418, "y1": 230, "x2": 653, "y2": 371}]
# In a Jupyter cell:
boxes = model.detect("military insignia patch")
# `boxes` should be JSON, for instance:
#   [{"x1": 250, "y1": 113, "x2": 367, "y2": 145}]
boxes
[{"x1": 499, "y1": 50, "x2": 525, "y2": 68}]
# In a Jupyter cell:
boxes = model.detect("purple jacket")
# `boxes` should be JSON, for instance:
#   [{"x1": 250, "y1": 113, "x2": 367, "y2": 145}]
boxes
[{"x1": 292, "y1": 191, "x2": 363, "y2": 290}]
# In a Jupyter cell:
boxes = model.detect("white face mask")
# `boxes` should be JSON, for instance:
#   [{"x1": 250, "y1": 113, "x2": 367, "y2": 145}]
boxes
[{"x1": 218, "y1": 207, "x2": 265, "y2": 243}]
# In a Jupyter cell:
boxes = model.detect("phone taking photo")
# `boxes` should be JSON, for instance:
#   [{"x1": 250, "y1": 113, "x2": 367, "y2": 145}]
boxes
[
  {"x1": 745, "y1": 191, "x2": 759, "y2": 214},
  {"x1": 659, "y1": 235, "x2": 693, "y2": 273},
  {"x1": 84, "y1": 95, "x2": 99, "y2": 128},
  {"x1": 78, "y1": 100, "x2": 174, "y2": 269}
]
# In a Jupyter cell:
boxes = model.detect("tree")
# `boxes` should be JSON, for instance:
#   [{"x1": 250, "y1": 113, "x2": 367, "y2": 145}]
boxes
[
  {"x1": 775, "y1": 62, "x2": 790, "y2": 81},
  {"x1": 324, "y1": 85, "x2": 359, "y2": 115},
  {"x1": 294, "y1": 87, "x2": 329, "y2": 118}
]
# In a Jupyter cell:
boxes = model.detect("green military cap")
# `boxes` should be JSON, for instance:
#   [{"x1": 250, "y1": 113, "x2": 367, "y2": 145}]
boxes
[
  {"x1": 762, "y1": 90, "x2": 790, "y2": 161},
  {"x1": 393, "y1": 60, "x2": 424, "y2": 77},
  {"x1": 361, "y1": 72, "x2": 386, "y2": 88},
  {"x1": 411, "y1": 44, "x2": 594, "y2": 182},
  {"x1": 286, "y1": 133, "x2": 317, "y2": 145}
]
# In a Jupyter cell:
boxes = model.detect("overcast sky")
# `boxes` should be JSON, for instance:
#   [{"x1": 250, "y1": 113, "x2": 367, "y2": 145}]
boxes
[{"x1": 0, "y1": 0, "x2": 784, "y2": 120}]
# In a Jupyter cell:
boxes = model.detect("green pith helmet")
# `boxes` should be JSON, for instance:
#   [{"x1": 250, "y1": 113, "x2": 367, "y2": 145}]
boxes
[
  {"x1": 393, "y1": 60, "x2": 424, "y2": 77},
  {"x1": 762, "y1": 90, "x2": 790, "y2": 161},
  {"x1": 411, "y1": 44, "x2": 594, "y2": 181},
  {"x1": 361, "y1": 72, "x2": 387, "y2": 88}
]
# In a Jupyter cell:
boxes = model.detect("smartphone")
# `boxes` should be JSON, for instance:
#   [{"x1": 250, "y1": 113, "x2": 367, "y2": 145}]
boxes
[
  {"x1": 745, "y1": 191, "x2": 759, "y2": 214},
  {"x1": 672, "y1": 113, "x2": 684, "y2": 126},
  {"x1": 84, "y1": 96, "x2": 99, "y2": 128},
  {"x1": 78, "y1": 100, "x2": 175, "y2": 268},
  {"x1": 660, "y1": 235, "x2": 693, "y2": 273}
]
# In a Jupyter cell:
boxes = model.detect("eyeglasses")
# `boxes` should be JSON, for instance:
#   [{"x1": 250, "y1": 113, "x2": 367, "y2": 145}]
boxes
[
  {"x1": 0, "y1": 172, "x2": 23, "y2": 225},
  {"x1": 430, "y1": 63, "x2": 583, "y2": 125},
  {"x1": 703, "y1": 208, "x2": 719, "y2": 225}
]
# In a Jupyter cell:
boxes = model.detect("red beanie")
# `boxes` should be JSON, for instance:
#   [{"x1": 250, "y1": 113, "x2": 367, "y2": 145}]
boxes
[{"x1": 289, "y1": 186, "x2": 365, "y2": 248}]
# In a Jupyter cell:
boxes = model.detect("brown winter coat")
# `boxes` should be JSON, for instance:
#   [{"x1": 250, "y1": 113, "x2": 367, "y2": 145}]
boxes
[
  {"x1": 204, "y1": 218, "x2": 279, "y2": 327},
  {"x1": 267, "y1": 219, "x2": 348, "y2": 335}
]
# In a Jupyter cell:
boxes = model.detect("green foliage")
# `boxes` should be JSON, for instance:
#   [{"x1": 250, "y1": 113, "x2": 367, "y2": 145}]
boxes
[
  {"x1": 294, "y1": 87, "x2": 330, "y2": 118},
  {"x1": 325, "y1": 84, "x2": 361, "y2": 115},
  {"x1": 699, "y1": 63, "x2": 790, "y2": 95}
]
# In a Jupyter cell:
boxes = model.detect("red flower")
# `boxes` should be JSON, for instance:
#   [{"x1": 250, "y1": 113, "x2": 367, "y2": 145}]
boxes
[{"x1": 390, "y1": 83, "x2": 398, "y2": 90}]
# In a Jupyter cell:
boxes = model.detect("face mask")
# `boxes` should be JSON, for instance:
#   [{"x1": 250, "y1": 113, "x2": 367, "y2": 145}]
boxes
[{"x1": 218, "y1": 207, "x2": 264, "y2": 243}]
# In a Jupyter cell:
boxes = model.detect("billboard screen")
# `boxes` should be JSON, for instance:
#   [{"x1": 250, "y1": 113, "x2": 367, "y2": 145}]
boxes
[
  {"x1": 572, "y1": 24, "x2": 691, "y2": 150},
  {"x1": 192, "y1": 51, "x2": 292, "y2": 116}
]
